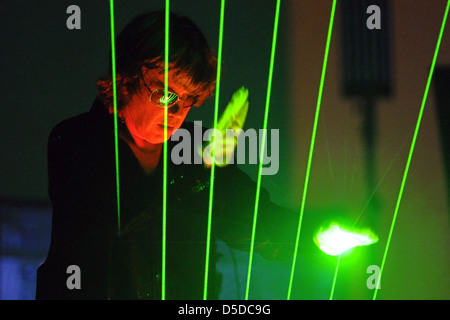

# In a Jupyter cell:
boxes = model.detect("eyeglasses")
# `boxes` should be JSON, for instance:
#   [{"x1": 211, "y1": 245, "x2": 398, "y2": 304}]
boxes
[{"x1": 142, "y1": 82, "x2": 196, "y2": 109}]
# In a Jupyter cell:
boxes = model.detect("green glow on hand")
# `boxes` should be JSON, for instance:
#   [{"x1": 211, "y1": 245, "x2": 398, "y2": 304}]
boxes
[
  {"x1": 216, "y1": 86, "x2": 249, "y2": 133},
  {"x1": 109, "y1": 0, "x2": 121, "y2": 235},
  {"x1": 314, "y1": 223, "x2": 378, "y2": 256},
  {"x1": 373, "y1": 0, "x2": 450, "y2": 301},
  {"x1": 245, "y1": 0, "x2": 281, "y2": 300},
  {"x1": 287, "y1": 0, "x2": 336, "y2": 300},
  {"x1": 203, "y1": 0, "x2": 225, "y2": 300},
  {"x1": 201, "y1": 86, "x2": 249, "y2": 167},
  {"x1": 161, "y1": 0, "x2": 170, "y2": 301}
]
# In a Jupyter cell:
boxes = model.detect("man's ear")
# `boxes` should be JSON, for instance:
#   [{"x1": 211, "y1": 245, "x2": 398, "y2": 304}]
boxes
[
  {"x1": 193, "y1": 87, "x2": 215, "y2": 107},
  {"x1": 193, "y1": 96, "x2": 205, "y2": 107}
]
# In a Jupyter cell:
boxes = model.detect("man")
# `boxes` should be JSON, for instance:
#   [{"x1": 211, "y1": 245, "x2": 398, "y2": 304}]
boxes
[{"x1": 36, "y1": 10, "x2": 295, "y2": 300}]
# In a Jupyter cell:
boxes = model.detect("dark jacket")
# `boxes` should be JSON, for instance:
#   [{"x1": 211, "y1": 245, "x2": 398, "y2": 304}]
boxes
[{"x1": 36, "y1": 98, "x2": 295, "y2": 300}]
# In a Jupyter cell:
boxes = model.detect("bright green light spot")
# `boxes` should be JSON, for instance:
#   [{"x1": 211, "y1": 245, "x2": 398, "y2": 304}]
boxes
[{"x1": 314, "y1": 223, "x2": 378, "y2": 256}]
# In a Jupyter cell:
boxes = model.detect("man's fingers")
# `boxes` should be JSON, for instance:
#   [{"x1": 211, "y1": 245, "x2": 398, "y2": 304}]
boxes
[
  {"x1": 217, "y1": 87, "x2": 249, "y2": 132},
  {"x1": 202, "y1": 87, "x2": 249, "y2": 168}
]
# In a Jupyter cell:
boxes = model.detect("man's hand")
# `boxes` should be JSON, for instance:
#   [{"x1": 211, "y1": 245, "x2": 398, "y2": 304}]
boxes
[{"x1": 202, "y1": 87, "x2": 249, "y2": 167}]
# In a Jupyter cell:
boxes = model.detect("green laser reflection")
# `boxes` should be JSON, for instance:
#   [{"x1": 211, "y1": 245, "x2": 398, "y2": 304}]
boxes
[
  {"x1": 315, "y1": 222, "x2": 378, "y2": 299},
  {"x1": 314, "y1": 222, "x2": 378, "y2": 256},
  {"x1": 161, "y1": 0, "x2": 170, "y2": 301},
  {"x1": 329, "y1": 255, "x2": 340, "y2": 300},
  {"x1": 109, "y1": 0, "x2": 121, "y2": 235},
  {"x1": 203, "y1": 0, "x2": 225, "y2": 300},
  {"x1": 286, "y1": 0, "x2": 336, "y2": 300},
  {"x1": 373, "y1": 0, "x2": 450, "y2": 300},
  {"x1": 244, "y1": 0, "x2": 281, "y2": 300}
]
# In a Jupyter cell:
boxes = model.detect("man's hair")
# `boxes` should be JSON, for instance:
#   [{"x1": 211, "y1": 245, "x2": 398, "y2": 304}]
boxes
[{"x1": 97, "y1": 11, "x2": 217, "y2": 110}]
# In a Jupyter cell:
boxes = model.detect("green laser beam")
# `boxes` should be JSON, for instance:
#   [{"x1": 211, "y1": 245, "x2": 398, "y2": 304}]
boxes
[
  {"x1": 372, "y1": 0, "x2": 449, "y2": 301},
  {"x1": 109, "y1": 0, "x2": 121, "y2": 236},
  {"x1": 328, "y1": 137, "x2": 408, "y2": 300},
  {"x1": 329, "y1": 255, "x2": 341, "y2": 300},
  {"x1": 203, "y1": 0, "x2": 225, "y2": 301},
  {"x1": 244, "y1": 0, "x2": 281, "y2": 300},
  {"x1": 161, "y1": 0, "x2": 170, "y2": 301},
  {"x1": 286, "y1": 0, "x2": 336, "y2": 300}
]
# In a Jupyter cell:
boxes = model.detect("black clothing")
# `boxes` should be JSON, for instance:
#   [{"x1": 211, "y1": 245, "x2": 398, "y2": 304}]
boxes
[{"x1": 36, "y1": 98, "x2": 295, "y2": 300}]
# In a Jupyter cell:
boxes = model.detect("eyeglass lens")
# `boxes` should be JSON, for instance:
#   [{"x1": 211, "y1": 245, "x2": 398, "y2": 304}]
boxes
[{"x1": 151, "y1": 89, "x2": 179, "y2": 106}]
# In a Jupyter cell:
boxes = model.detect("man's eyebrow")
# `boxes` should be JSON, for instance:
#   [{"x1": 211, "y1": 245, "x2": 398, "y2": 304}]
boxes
[
  {"x1": 152, "y1": 79, "x2": 195, "y2": 98},
  {"x1": 153, "y1": 80, "x2": 177, "y2": 94}
]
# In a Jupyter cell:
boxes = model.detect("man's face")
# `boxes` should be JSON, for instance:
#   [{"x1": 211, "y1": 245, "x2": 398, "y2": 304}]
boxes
[{"x1": 122, "y1": 69, "x2": 197, "y2": 147}]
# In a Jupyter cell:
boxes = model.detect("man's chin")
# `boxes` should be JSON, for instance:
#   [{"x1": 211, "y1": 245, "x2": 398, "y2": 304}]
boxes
[
  {"x1": 132, "y1": 125, "x2": 177, "y2": 146},
  {"x1": 144, "y1": 131, "x2": 174, "y2": 144}
]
